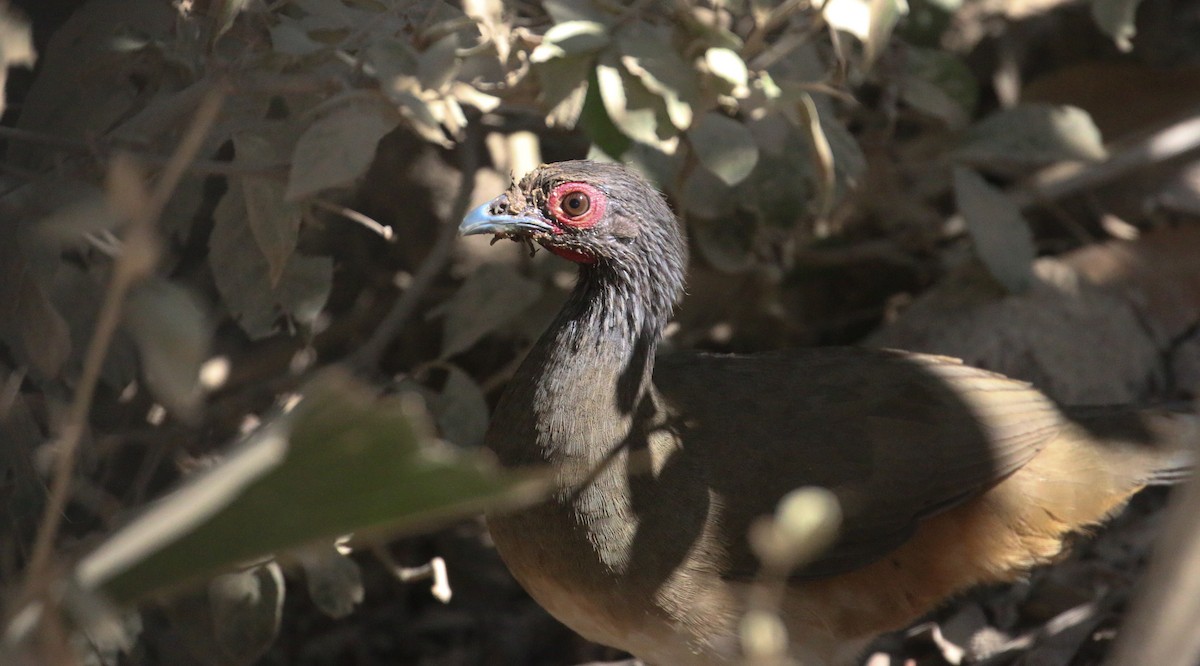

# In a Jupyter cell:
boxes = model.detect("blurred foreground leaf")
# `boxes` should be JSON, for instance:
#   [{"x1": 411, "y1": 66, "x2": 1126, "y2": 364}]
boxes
[{"x1": 73, "y1": 369, "x2": 540, "y2": 603}]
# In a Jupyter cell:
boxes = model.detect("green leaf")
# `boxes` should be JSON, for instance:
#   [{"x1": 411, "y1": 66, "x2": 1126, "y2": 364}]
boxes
[
  {"x1": 163, "y1": 563, "x2": 284, "y2": 666},
  {"x1": 285, "y1": 100, "x2": 399, "y2": 201},
  {"x1": 623, "y1": 142, "x2": 682, "y2": 192},
  {"x1": 956, "y1": 104, "x2": 1107, "y2": 172},
  {"x1": 233, "y1": 134, "x2": 302, "y2": 286},
  {"x1": 793, "y1": 93, "x2": 835, "y2": 217},
  {"x1": 292, "y1": 0, "x2": 372, "y2": 30},
  {"x1": 704, "y1": 47, "x2": 748, "y2": 89},
  {"x1": 689, "y1": 112, "x2": 759, "y2": 186},
  {"x1": 0, "y1": 225, "x2": 70, "y2": 379},
  {"x1": 367, "y1": 40, "x2": 418, "y2": 81},
  {"x1": 680, "y1": 164, "x2": 736, "y2": 220},
  {"x1": 681, "y1": 7, "x2": 743, "y2": 51},
  {"x1": 0, "y1": 3, "x2": 35, "y2": 118},
  {"x1": 430, "y1": 366, "x2": 490, "y2": 448},
  {"x1": 820, "y1": 109, "x2": 866, "y2": 199},
  {"x1": 866, "y1": 0, "x2": 908, "y2": 66},
  {"x1": 393, "y1": 89, "x2": 455, "y2": 148},
  {"x1": 742, "y1": 114, "x2": 814, "y2": 224},
  {"x1": 616, "y1": 23, "x2": 700, "y2": 131},
  {"x1": 535, "y1": 56, "x2": 592, "y2": 129},
  {"x1": 74, "y1": 369, "x2": 540, "y2": 603},
  {"x1": 953, "y1": 167, "x2": 1035, "y2": 294},
  {"x1": 295, "y1": 544, "x2": 363, "y2": 619},
  {"x1": 824, "y1": 0, "x2": 909, "y2": 67},
  {"x1": 463, "y1": 0, "x2": 509, "y2": 61},
  {"x1": 543, "y1": 0, "x2": 612, "y2": 26},
  {"x1": 823, "y1": 0, "x2": 870, "y2": 40},
  {"x1": 580, "y1": 67, "x2": 631, "y2": 158},
  {"x1": 901, "y1": 46, "x2": 977, "y2": 127},
  {"x1": 417, "y1": 33, "x2": 460, "y2": 92},
  {"x1": 214, "y1": 0, "x2": 253, "y2": 41},
  {"x1": 210, "y1": 184, "x2": 333, "y2": 339},
  {"x1": 597, "y1": 51, "x2": 673, "y2": 149},
  {"x1": 123, "y1": 278, "x2": 212, "y2": 422},
  {"x1": 269, "y1": 18, "x2": 325, "y2": 56},
  {"x1": 692, "y1": 211, "x2": 757, "y2": 273},
  {"x1": 440, "y1": 263, "x2": 542, "y2": 358},
  {"x1": 530, "y1": 20, "x2": 609, "y2": 63},
  {"x1": 30, "y1": 184, "x2": 121, "y2": 248},
  {"x1": 49, "y1": 263, "x2": 140, "y2": 390},
  {"x1": 1091, "y1": 0, "x2": 1142, "y2": 51}
]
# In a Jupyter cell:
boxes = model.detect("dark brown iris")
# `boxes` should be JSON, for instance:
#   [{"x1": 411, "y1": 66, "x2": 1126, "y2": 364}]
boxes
[{"x1": 560, "y1": 191, "x2": 590, "y2": 217}]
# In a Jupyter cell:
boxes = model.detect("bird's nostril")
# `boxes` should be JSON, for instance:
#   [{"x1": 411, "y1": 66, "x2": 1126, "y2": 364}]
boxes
[{"x1": 490, "y1": 195, "x2": 510, "y2": 216}]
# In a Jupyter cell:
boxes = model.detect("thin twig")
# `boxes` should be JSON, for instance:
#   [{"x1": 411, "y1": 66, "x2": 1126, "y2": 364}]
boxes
[
  {"x1": 312, "y1": 198, "x2": 394, "y2": 240},
  {"x1": 370, "y1": 547, "x2": 452, "y2": 603},
  {"x1": 347, "y1": 125, "x2": 482, "y2": 371},
  {"x1": 19, "y1": 83, "x2": 228, "y2": 607}
]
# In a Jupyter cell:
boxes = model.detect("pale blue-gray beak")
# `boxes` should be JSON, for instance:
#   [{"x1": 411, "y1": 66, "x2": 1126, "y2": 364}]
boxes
[{"x1": 460, "y1": 199, "x2": 554, "y2": 236}]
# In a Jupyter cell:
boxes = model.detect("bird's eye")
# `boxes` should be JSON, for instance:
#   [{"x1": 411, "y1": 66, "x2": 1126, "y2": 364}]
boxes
[{"x1": 560, "y1": 191, "x2": 590, "y2": 218}]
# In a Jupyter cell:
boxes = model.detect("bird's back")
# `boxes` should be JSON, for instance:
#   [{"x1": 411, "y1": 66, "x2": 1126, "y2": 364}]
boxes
[{"x1": 647, "y1": 346, "x2": 1194, "y2": 659}]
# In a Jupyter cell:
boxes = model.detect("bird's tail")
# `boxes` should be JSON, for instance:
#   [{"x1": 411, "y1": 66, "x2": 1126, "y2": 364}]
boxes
[{"x1": 1064, "y1": 404, "x2": 1199, "y2": 486}]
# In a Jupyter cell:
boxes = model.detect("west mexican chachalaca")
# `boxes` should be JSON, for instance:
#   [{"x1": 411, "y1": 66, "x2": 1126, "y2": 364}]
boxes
[{"x1": 459, "y1": 160, "x2": 1197, "y2": 665}]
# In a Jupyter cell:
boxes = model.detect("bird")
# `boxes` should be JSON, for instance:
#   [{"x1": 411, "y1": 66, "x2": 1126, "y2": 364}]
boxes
[{"x1": 459, "y1": 160, "x2": 1197, "y2": 665}]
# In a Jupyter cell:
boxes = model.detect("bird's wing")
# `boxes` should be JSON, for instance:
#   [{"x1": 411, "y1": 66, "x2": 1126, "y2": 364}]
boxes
[{"x1": 652, "y1": 347, "x2": 1064, "y2": 580}]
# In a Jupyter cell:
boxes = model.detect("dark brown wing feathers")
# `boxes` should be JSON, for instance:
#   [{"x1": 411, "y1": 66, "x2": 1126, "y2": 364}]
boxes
[{"x1": 653, "y1": 347, "x2": 1064, "y2": 579}]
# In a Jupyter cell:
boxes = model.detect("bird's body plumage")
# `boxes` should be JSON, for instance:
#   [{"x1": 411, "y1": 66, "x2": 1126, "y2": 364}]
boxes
[{"x1": 465, "y1": 161, "x2": 1196, "y2": 664}]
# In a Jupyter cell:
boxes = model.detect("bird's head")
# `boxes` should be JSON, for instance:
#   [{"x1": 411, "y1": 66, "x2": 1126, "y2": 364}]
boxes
[{"x1": 460, "y1": 160, "x2": 687, "y2": 274}]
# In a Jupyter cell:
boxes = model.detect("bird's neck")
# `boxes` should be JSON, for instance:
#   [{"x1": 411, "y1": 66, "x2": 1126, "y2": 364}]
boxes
[{"x1": 488, "y1": 260, "x2": 681, "y2": 472}]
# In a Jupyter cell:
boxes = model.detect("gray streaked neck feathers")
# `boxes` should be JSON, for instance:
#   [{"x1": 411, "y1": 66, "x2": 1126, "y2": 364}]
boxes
[{"x1": 490, "y1": 173, "x2": 688, "y2": 471}]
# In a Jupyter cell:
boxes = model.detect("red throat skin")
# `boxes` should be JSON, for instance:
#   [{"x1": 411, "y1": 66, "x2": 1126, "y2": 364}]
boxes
[{"x1": 546, "y1": 245, "x2": 597, "y2": 264}]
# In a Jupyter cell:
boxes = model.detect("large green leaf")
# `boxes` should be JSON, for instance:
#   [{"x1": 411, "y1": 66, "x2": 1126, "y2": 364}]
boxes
[{"x1": 74, "y1": 369, "x2": 540, "y2": 603}]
